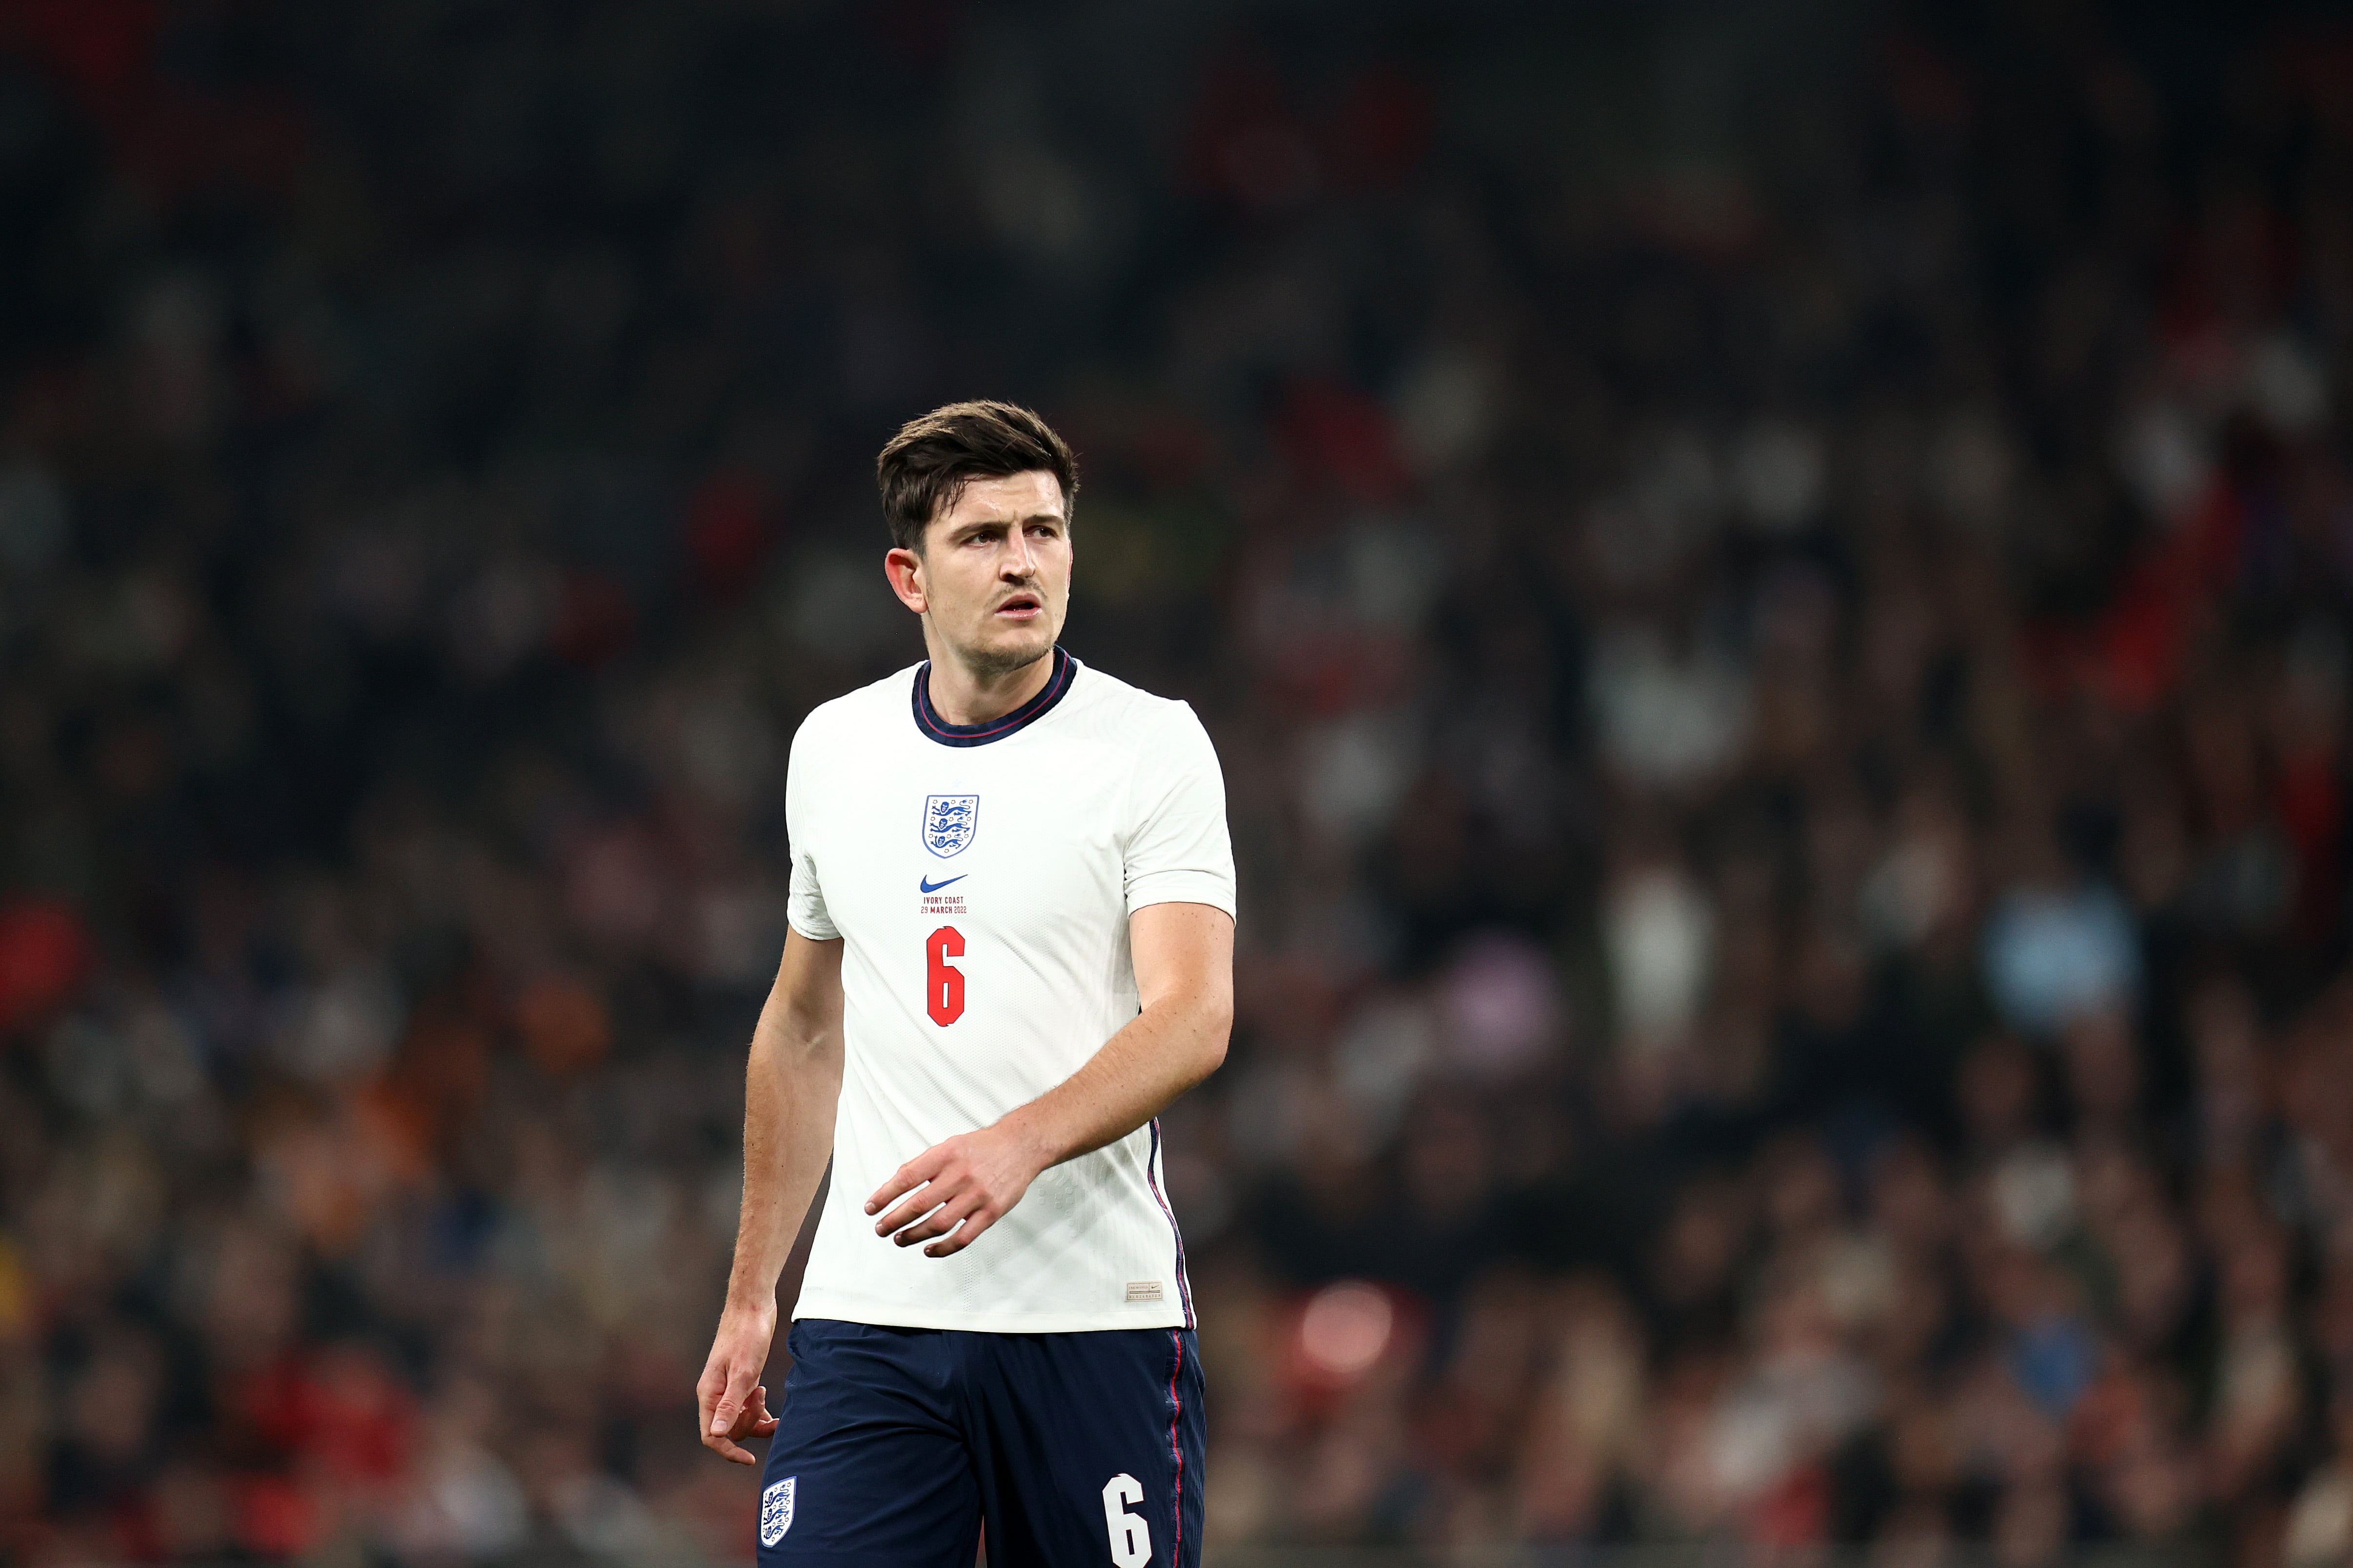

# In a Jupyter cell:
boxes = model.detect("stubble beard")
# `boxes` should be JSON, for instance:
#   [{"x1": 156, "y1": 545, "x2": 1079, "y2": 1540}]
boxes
[{"x1": 955, "y1": 632, "x2": 1054, "y2": 685}]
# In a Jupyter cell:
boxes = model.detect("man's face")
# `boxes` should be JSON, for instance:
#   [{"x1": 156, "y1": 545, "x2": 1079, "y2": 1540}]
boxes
[{"x1": 886, "y1": 470, "x2": 1072, "y2": 678}]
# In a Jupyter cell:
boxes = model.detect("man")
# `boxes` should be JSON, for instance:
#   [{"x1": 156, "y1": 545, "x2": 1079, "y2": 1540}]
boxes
[{"x1": 695, "y1": 401, "x2": 1235, "y2": 1568}]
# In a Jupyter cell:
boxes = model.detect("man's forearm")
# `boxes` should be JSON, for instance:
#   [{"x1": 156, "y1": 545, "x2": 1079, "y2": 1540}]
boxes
[
  {"x1": 995, "y1": 990, "x2": 1228, "y2": 1172},
  {"x1": 863, "y1": 903, "x2": 1232, "y2": 1258},
  {"x1": 699, "y1": 932, "x2": 842, "y2": 1460},
  {"x1": 725, "y1": 1003, "x2": 842, "y2": 1311}
]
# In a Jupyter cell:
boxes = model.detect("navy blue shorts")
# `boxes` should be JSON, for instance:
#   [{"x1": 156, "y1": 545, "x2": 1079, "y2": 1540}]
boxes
[{"x1": 754, "y1": 1319, "x2": 1205, "y2": 1568}]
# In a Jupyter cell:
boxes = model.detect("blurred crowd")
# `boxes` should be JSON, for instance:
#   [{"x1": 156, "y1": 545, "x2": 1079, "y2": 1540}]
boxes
[{"x1": 3, "y1": 1, "x2": 2353, "y2": 1564}]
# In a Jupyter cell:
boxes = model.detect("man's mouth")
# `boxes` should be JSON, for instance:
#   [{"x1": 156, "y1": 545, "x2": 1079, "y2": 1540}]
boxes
[{"x1": 994, "y1": 592, "x2": 1042, "y2": 620}]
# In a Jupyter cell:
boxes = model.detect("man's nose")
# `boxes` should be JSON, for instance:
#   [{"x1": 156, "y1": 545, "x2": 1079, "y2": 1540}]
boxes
[{"x1": 1002, "y1": 530, "x2": 1036, "y2": 577}]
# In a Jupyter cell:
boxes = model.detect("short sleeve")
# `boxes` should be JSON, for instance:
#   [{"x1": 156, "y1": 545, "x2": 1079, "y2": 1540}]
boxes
[
  {"x1": 784, "y1": 720, "x2": 840, "y2": 941},
  {"x1": 1122, "y1": 703, "x2": 1238, "y2": 920}
]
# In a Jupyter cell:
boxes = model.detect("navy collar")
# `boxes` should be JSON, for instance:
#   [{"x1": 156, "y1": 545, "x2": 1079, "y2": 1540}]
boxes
[{"x1": 911, "y1": 647, "x2": 1076, "y2": 747}]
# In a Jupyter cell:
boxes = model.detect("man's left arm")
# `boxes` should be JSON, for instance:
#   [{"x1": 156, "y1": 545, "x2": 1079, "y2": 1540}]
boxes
[{"x1": 866, "y1": 900, "x2": 1234, "y2": 1257}]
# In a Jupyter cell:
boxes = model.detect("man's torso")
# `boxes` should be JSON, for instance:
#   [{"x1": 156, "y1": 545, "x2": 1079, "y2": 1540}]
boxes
[{"x1": 786, "y1": 653, "x2": 1227, "y2": 1332}]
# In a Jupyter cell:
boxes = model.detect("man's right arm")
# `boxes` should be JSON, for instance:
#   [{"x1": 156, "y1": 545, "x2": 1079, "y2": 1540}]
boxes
[{"x1": 695, "y1": 927, "x2": 845, "y2": 1464}]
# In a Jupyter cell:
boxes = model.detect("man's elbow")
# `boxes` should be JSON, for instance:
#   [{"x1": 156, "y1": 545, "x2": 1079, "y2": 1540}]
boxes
[
  {"x1": 1191, "y1": 994, "x2": 1232, "y2": 1079},
  {"x1": 754, "y1": 1015, "x2": 840, "y2": 1077}
]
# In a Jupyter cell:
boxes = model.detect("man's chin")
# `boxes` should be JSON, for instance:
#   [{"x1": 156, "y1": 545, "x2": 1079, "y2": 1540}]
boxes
[{"x1": 956, "y1": 626, "x2": 1057, "y2": 680}]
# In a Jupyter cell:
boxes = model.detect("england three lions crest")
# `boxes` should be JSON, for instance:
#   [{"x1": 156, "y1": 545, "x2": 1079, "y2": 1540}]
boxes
[
  {"x1": 759, "y1": 1477, "x2": 794, "y2": 1547},
  {"x1": 924, "y1": 795, "x2": 979, "y2": 858}
]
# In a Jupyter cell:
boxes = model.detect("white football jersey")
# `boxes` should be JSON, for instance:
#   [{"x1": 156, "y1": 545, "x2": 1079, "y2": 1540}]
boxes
[{"x1": 783, "y1": 648, "x2": 1235, "y2": 1333}]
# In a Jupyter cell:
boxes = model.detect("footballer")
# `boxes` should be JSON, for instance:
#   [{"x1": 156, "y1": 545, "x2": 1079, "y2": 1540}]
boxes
[{"x1": 694, "y1": 401, "x2": 1235, "y2": 1568}]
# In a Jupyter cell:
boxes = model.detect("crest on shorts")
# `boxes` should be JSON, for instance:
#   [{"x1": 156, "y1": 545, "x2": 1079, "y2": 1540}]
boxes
[
  {"x1": 760, "y1": 1477, "x2": 795, "y2": 1547},
  {"x1": 924, "y1": 795, "x2": 979, "y2": 858}
]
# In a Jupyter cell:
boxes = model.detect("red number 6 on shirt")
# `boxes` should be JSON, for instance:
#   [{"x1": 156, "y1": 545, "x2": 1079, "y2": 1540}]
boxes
[{"x1": 926, "y1": 925, "x2": 965, "y2": 1026}]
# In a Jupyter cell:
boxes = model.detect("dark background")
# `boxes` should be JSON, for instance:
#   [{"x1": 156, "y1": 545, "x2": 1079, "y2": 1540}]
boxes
[{"x1": 2, "y1": 0, "x2": 2352, "y2": 1561}]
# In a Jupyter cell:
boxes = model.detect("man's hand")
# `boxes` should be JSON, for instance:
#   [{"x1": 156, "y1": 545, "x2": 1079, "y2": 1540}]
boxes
[
  {"x1": 696, "y1": 1301, "x2": 781, "y2": 1464},
  {"x1": 865, "y1": 1122, "x2": 1049, "y2": 1258}
]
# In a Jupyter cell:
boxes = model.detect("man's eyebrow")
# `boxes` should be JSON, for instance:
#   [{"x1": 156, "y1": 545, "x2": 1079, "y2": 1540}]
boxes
[{"x1": 952, "y1": 510, "x2": 1066, "y2": 534}]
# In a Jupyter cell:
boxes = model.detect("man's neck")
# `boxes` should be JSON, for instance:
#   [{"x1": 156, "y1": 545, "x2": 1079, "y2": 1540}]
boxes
[{"x1": 924, "y1": 641, "x2": 1055, "y2": 727}]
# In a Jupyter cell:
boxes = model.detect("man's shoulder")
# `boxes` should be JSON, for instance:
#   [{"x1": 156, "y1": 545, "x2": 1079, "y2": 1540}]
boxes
[
  {"x1": 1062, "y1": 658, "x2": 1203, "y2": 742},
  {"x1": 794, "y1": 665, "x2": 918, "y2": 745}
]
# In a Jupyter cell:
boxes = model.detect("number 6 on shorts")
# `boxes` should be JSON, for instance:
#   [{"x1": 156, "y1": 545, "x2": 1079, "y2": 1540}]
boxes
[{"x1": 1101, "y1": 1472, "x2": 1151, "y2": 1567}]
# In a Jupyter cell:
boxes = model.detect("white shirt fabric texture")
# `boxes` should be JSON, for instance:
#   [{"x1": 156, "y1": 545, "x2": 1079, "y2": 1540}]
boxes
[{"x1": 784, "y1": 649, "x2": 1234, "y2": 1333}]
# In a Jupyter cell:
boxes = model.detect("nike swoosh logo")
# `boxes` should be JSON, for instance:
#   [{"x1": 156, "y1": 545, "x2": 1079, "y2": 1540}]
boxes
[{"x1": 919, "y1": 875, "x2": 967, "y2": 893}]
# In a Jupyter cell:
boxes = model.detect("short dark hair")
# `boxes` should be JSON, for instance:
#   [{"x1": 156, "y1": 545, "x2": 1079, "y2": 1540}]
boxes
[{"x1": 875, "y1": 401, "x2": 1079, "y2": 552}]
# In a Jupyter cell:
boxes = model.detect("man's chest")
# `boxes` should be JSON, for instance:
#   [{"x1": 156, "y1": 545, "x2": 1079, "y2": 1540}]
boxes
[{"x1": 805, "y1": 742, "x2": 1131, "y2": 946}]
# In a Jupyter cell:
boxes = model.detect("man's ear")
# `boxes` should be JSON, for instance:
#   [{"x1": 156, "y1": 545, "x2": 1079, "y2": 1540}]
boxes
[{"x1": 884, "y1": 546, "x2": 928, "y2": 615}]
